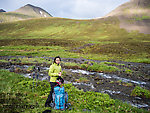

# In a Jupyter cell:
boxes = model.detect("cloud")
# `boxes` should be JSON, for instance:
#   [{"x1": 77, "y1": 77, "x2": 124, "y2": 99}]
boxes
[
  {"x1": 50, "y1": 0, "x2": 130, "y2": 19},
  {"x1": 0, "y1": 0, "x2": 130, "y2": 19},
  {"x1": 71, "y1": 0, "x2": 108, "y2": 18}
]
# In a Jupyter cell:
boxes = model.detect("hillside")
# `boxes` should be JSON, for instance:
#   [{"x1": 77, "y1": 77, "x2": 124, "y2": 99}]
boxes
[
  {"x1": 1, "y1": 0, "x2": 150, "y2": 34},
  {"x1": 0, "y1": 4, "x2": 52, "y2": 23},
  {"x1": 15, "y1": 4, "x2": 52, "y2": 18},
  {"x1": 0, "y1": 17, "x2": 150, "y2": 62},
  {"x1": 104, "y1": 0, "x2": 150, "y2": 34},
  {"x1": 0, "y1": 0, "x2": 150, "y2": 62}
]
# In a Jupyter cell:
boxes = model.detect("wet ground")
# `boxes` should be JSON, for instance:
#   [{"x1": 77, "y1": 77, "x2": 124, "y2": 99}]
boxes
[{"x1": 0, "y1": 56, "x2": 150, "y2": 109}]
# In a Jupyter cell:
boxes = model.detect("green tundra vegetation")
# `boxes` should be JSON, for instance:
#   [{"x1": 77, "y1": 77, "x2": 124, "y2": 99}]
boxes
[
  {"x1": 0, "y1": 70, "x2": 149, "y2": 113},
  {"x1": 0, "y1": 56, "x2": 132, "y2": 74},
  {"x1": 0, "y1": 14, "x2": 150, "y2": 113},
  {"x1": 0, "y1": 17, "x2": 150, "y2": 63},
  {"x1": 131, "y1": 86, "x2": 150, "y2": 99}
]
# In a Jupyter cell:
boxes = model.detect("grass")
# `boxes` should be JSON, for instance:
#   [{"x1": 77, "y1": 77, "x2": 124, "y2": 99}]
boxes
[
  {"x1": 81, "y1": 61, "x2": 133, "y2": 74},
  {"x1": 0, "y1": 59, "x2": 8, "y2": 62},
  {"x1": 62, "y1": 62, "x2": 80, "y2": 67},
  {"x1": 131, "y1": 86, "x2": 150, "y2": 98},
  {"x1": 86, "y1": 62, "x2": 120, "y2": 73},
  {"x1": 0, "y1": 16, "x2": 150, "y2": 63},
  {"x1": 75, "y1": 77, "x2": 89, "y2": 83},
  {"x1": 128, "y1": 58, "x2": 150, "y2": 64},
  {"x1": 0, "y1": 69, "x2": 149, "y2": 113},
  {"x1": 103, "y1": 62, "x2": 125, "y2": 66},
  {"x1": 0, "y1": 55, "x2": 133, "y2": 74},
  {"x1": 0, "y1": 7, "x2": 149, "y2": 113},
  {"x1": 0, "y1": 45, "x2": 120, "y2": 61},
  {"x1": 0, "y1": 12, "x2": 35, "y2": 23},
  {"x1": 134, "y1": 16, "x2": 150, "y2": 21}
]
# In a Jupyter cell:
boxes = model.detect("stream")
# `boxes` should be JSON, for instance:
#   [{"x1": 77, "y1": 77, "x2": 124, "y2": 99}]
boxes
[
  {"x1": 1, "y1": 64, "x2": 150, "y2": 109},
  {"x1": 0, "y1": 56, "x2": 150, "y2": 110}
]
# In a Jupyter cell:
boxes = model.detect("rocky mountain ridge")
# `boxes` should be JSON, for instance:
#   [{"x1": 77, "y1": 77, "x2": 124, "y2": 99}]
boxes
[
  {"x1": 0, "y1": 4, "x2": 52, "y2": 23},
  {"x1": 14, "y1": 4, "x2": 52, "y2": 18}
]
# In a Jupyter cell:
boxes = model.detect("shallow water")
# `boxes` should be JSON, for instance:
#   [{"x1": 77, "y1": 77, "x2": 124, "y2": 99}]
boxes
[
  {"x1": 67, "y1": 69, "x2": 149, "y2": 86},
  {"x1": 1, "y1": 63, "x2": 150, "y2": 109}
]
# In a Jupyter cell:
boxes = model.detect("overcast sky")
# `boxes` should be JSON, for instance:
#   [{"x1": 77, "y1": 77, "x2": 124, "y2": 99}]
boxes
[{"x1": 0, "y1": 0, "x2": 130, "y2": 19}]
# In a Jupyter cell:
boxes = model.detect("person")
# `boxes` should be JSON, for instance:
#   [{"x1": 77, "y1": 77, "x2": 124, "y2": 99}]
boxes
[{"x1": 45, "y1": 56, "x2": 62, "y2": 107}]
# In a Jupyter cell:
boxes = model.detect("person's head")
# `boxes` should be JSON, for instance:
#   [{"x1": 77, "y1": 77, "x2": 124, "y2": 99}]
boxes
[
  {"x1": 53, "y1": 56, "x2": 61, "y2": 65},
  {"x1": 56, "y1": 76, "x2": 64, "y2": 85}
]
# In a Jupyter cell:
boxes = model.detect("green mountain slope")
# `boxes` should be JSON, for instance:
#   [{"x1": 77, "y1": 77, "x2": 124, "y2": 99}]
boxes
[
  {"x1": 0, "y1": 17, "x2": 149, "y2": 62},
  {"x1": 0, "y1": 12, "x2": 35, "y2": 23},
  {"x1": 0, "y1": 0, "x2": 150, "y2": 62}
]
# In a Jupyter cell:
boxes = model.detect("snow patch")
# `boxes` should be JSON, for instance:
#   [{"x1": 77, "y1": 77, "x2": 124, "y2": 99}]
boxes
[{"x1": 40, "y1": 11, "x2": 43, "y2": 15}]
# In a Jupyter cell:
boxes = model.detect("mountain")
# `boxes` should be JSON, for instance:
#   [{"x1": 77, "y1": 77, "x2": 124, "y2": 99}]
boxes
[
  {"x1": 0, "y1": 4, "x2": 52, "y2": 23},
  {"x1": 14, "y1": 4, "x2": 52, "y2": 18},
  {"x1": 0, "y1": 9, "x2": 6, "y2": 12},
  {"x1": 104, "y1": 0, "x2": 150, "y2": 34}
]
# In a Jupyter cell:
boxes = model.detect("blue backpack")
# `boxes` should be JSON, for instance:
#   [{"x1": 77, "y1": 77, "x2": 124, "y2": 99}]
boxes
[{"x1": 52, "y1": 86, "x2": 68, "y2": 110}]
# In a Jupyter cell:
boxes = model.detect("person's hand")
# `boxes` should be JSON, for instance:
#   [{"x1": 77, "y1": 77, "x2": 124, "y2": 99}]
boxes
[{"x1": 59, "y1": 72, "x2": 62, "y2": 76}]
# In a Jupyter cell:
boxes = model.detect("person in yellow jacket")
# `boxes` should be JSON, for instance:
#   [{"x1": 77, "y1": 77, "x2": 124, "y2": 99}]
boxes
[{"x1": 45, "y1": 56, "x2": 62, "y2": 107}]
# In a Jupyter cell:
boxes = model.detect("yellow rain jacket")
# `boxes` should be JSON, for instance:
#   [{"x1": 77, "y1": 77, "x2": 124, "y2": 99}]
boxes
[{"x1": 48, "y1": 63, "x2": 62, "y2": 82}]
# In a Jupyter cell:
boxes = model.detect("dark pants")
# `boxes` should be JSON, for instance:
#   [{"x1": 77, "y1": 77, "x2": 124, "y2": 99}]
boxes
[{"x1": 45, "y1": 82, "x2": 57, "y2": 106}]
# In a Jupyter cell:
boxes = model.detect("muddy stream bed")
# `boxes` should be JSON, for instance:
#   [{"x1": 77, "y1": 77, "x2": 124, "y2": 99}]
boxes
[{"x1": 0, "y1": 56, "x2": 150, "y2": 109}]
